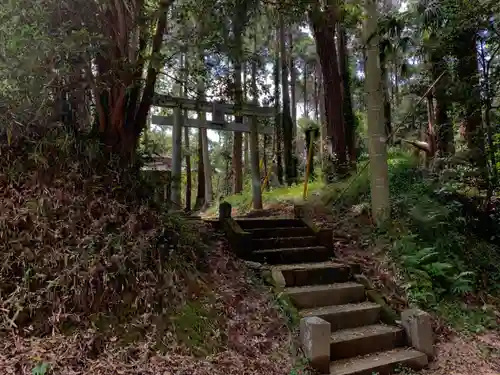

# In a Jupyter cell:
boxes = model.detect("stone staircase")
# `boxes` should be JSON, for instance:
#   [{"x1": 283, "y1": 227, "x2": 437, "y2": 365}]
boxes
[{"x1": 228, "y1": 214, "x2": 431, "y2": 375}]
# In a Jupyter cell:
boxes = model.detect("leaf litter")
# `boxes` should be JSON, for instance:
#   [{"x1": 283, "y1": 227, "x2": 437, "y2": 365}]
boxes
[{"x1": 0, "y1": 134, "x2": 295, "y2": 375}]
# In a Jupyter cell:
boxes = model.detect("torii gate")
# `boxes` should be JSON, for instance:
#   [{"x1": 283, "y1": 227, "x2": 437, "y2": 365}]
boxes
[{"x1": 151, "y1": 94, "x2": 275, "y2": 209}]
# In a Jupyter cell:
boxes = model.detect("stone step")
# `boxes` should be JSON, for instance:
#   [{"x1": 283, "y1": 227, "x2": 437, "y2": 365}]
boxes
[
  {"x1": 330, "y1": 348, "x2": 428, "y2": 375},
  {"x1": 236, "y1": 218, "x2": 305, "y2": 230},
  {"x1": 300, "y1": 302, "x2": 381, "y2": 331},
  {"x1": 248, "y1": 227, "x2": 314, "y2": 239},
  {"x1": 275, "y1": 262, "x2": 351, "y2": 287},
  {"x1": 252, "y1": 246, "x2": 331, "y2": 265},
  {"x1": 330, "y1": 324, "x2": 405, "y2": 361},
  {"x1": 285, "y1": 282, "x2": 365, "y2": 309},
  {"x1": 252, "y1": 236, "x2": 319, "y2": 250}
]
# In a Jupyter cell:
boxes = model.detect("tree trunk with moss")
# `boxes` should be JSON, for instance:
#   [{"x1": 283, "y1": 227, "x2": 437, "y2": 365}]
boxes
[{"x1": 364, "y1": 0, "x2": 390, "y2": 224}]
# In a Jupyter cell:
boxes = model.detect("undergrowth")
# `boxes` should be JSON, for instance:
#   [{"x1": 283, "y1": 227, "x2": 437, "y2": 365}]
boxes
[
  {"x1": 0, "y1": 128, "x2": 210, "y2": 339},
  {"x1": 0, "y1": 129, "x2": 298, "y2": 375},
  {"x1": 331, "y1": 150, "x2": 500, "y2": 331}
]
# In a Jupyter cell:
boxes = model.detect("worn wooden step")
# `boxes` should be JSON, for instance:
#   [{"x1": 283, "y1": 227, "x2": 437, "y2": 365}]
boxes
[
  {"x1": 252, "y1": 246, "x2": 331, "y2": 264},
  {"x1": 252, "y1": 236, "x2": 319, "y2": 250},
  {"x1": 248, "y1": 227, "x2": 314, "y2": 239},
  {"x1": 285, "y1": 282, "x2": 365, "y2": 309},
  {"x1": 330, "y1": 324, "x2": 405, "y2": 361},
  {"x1": 301, "y1": 302, "x2": 381, "y2": 331},
  {"x1": 236, "y1": 218, "x2": 305, "y2": 230},
  {"x1": 275, "y1": 262, "x2": 351, "y2": 287},
  {"x1": 330, "y1": 348, "x2": 428, "y2": 375}
]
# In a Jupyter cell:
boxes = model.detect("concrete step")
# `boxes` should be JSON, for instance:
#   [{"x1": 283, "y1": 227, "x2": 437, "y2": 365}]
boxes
[
  {"x1": 330, "y1": 348, "x2": 428, "y2": 375},
  {"x1": 236, "y1": 218, "x2": 305, "y2": 230},
  {"x1": 252, "y1": 246, "x2": 331, "y2": 264},
  {"x1": 252, "y1": 236, "x2": 319, "y2": 250},
  {"x1": 275, "y1": 262, "x2": 351, "y2": 287},
  {"x1": 330, "y1": 324, "x2": 405, "y2": 361},
  {"x1": 300, "y1": 302, "x2": 381, "y2": 331},
  {"x1": 285, "y1": 282, "x2": 365, "y2": 309},
  {"x1": 248, "y1": 227, "x2": 314, "y2": 239}
]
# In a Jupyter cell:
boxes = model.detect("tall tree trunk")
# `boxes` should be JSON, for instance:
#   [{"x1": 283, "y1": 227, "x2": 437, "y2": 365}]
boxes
[
  {"x1": 337, "y1": 24, "x2": 356, "y2": 168},
  {"x1": 455, "y1": 31, "x2": 483, "y2": 161},
  {"x1": 289, "y1": 30, "x2": 298, "y2": 139},
  {"x1": 231, "y1": 1, "x2": 248, "y2": 194},
  {"x1": 381, "y1": 62, "x2": 392, "y2": 139},
  {"x1": 243, "y1": 62, "x2": 250, "y2": 175},
  {"x1": 393, "y1": 58, "x2": 400, "y2": 106},
  {"x1": 250, "y1": 30, "x2": 263, "y2": 209},
  {"x1": 232, "y1": 61, "x2": 243, "y2": 194},
  {"x1": 309, "y1": 0, "x2": 347, "y2": 177},
  {"x1": 274, "y1": 28, "x2": 284, "y2": 185},
  {"x1": 364, "y1": 0, "x2": 390, "y2": 224},
  {"x1": 180, "y1": 52, "x2": 191, "y2": 211},
  {"x1": 317, "y1": 59, "x2": 326, "y2": 170},
  {"x1": 303, "y1": 61, "x2": 309, "y2": 118},
  {"x1": 314, "y1": 64, "x2": 319, "y2": 121},
  {"x1": 132, "y1": 0, "x2": 171, "y2": 148},
  {"x1": 430, "y1": 49, "x2": 453, "y2": 156},
  {"x1": 313, "y1": 64, "x2": 321, "y2": 121},
  {"x1": 425, "y1": 93, "x2": 437, "y2": 164},
  {"x1": 279, "y1": 15, "x2": 296, "y2": 185}
]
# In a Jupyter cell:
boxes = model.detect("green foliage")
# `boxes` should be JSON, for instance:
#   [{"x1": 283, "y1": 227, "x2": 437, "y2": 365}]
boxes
[
  {"x1": 32, "y1": 362, "x2": 50, "y2": 375},
  {"x1": 289, "y1": 357, "x2": 311, "y2": 375},
  {"x1": 435, "y1": 301, "x2": 497, "y2": 333},
  {"x1": 320, "y1": 149, "x2": 500, "y2": 329},
  {"x1": 274, "y1": 291, "x2": 301, "y2": 329},
  {"x1": 391, "y1": 239, "x2": 475, "y2": 306},
  {"x1": 172, "y1": 299, "x2": 225, "y2": 356}
]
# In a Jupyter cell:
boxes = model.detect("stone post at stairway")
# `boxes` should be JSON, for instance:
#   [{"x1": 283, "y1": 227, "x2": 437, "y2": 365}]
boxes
[{"x1": 219, "y1": 201, "x2": 232, "y2": 221}]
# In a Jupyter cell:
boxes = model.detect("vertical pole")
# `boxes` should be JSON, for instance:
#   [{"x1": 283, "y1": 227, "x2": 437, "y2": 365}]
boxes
[
  {"x1": 171, "y1": 107, "x2": 183, "y2": 208},
  {"x1": 303, "y1": 133, "x2": 314, "y2": 200},
  {"x1": 250, "y1": 114, "x2": 262, "y2": 209}
]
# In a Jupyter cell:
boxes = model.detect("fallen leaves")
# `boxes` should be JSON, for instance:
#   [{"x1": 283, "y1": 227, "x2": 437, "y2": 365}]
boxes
[{"x1": 0, "y1": 243, "x2": 295, "y2": 375}]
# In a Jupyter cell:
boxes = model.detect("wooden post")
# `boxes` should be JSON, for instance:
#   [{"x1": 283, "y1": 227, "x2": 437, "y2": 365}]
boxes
[
  {"x1": 250, "y1": 114, "x2": 262, "y2": 209},
  {"x1": 303, "y1": 133, "x2": 314, "y2": 200},
  {"x1": 171, "y1": 107, "x2": 183, "y2": 208}
]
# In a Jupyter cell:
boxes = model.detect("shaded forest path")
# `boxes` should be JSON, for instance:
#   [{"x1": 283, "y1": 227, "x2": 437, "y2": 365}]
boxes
[{"x1": 214, "y1": 206, "x2": 429, "y2": 375}]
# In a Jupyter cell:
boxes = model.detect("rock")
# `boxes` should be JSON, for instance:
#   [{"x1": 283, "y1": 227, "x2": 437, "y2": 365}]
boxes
[
  {"x1": 299, "y1": 316, "x2": 331, "y2": 374},
  {"x1": 401, "y1": 308, "x2": 434, "y2": 359},
  {"x1": 270, "y1": 268, "x2": 286, "y2": 289},
  {"x1": 354, "y1": 274, "x2": 373, "y2": 290}
]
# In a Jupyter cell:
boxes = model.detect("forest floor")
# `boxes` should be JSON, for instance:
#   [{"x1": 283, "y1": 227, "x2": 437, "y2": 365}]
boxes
[
  {"x1": 0, "y1": 236, "x2": 302, "y2": 375},
  {"x1": 0, "y1": 136, "x2": 307, "y2": 375}
]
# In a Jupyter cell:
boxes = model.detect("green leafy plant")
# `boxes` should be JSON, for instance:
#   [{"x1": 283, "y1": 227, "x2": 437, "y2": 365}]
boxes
[{"x1": 32, "y1": 362, "x2": 49, "y2": 375}]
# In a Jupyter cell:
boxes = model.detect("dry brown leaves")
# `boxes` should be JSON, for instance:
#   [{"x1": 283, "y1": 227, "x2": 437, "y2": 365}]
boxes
[
  {"x1": 422, "y1": 332, "x2": 500, "y2": 375},
  {"x1": 0, "y1": 242, "x2": 293, "y2": 375},
  {"x1": 0, "y1": 137, "x2": 294, "y2": 374}
]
